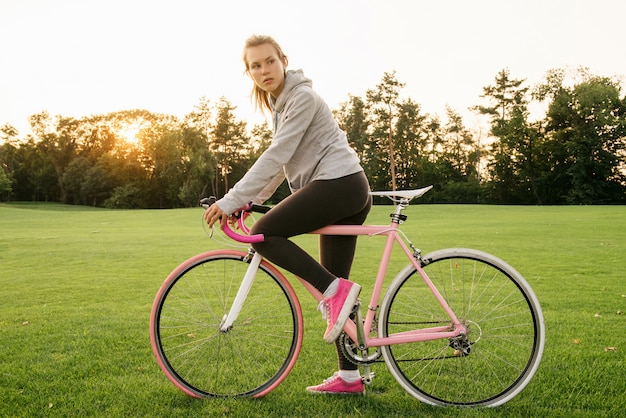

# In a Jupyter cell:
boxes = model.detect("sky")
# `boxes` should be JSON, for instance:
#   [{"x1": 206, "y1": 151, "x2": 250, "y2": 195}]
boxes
[{"x1": 1, "y1": 0, "x2": 625, "y2": 138}]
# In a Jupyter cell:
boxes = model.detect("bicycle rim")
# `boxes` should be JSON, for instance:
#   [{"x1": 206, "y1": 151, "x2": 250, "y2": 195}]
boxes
[
  {"x1": 150, "y1": 251, "x2": 303, "y2": 397},
  {"x1": 380, "y1": 248, "x2": 544, "y2": 407}
]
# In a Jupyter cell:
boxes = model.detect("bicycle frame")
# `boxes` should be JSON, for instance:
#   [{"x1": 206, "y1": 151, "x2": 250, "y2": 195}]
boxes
[
  {"x1": 309, "y1": 222, "x2": 467, "y2": 347},
  {"x1": 223, "y1": 199, "x2": 467, "y2": 349}
]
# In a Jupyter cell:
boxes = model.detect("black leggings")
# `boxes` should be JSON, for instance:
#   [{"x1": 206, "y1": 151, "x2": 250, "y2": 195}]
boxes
[
  {"x1": 251, "y1": 171, "x2": 371, "y2": 292},
  {"x1": 250, "y1": 171, "x2": 371, "y2": 370}
]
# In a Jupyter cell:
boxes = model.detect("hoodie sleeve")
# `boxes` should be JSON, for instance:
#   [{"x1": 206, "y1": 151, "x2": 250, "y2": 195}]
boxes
[
  {"x1": 252, "y1": 170, "x2": 285, "y2": 204},
  {"x1": 216, "y1": 87, "x2": 316, "y2": 214}
]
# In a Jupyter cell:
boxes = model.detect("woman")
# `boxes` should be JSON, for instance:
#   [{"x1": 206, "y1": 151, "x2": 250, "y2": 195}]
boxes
[{"x1": 204, "y1": 35, "x2": 371, "y2": 394}]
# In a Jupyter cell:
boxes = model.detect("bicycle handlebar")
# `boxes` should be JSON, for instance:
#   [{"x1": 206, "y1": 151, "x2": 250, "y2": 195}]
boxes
[{"x1": 200, "y1": 197, "x2": 268, "y2": 244}]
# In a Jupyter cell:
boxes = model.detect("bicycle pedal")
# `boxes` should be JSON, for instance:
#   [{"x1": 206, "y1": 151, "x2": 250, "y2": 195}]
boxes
[{"x1": 362, "y1": 372, "x2": 375, "y2": 385}]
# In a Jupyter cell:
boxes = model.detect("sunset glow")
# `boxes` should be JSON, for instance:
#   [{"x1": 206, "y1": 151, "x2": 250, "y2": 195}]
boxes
[{"x1": 117, "y1": 123, "x2": 141, "y2": 144}]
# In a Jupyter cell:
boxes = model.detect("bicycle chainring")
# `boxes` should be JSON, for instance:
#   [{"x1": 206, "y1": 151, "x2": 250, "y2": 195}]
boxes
[{"x1": 338, "y1": 332, "x2": 382, "y2": 365}]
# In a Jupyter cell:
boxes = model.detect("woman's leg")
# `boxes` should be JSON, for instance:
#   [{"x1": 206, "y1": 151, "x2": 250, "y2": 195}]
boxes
[
  {"x1": 318, "y1": 182, "x2": 372, "y2": 371},
  {"x1": 250, "y1": 171, "x2": 371, "y2": 293},
  {"x1": 323, "y1": 234, "x2": 371, "y2": 371},
  {"x1": 251, "y1": 171, "x2": 371, "y2": 375}
]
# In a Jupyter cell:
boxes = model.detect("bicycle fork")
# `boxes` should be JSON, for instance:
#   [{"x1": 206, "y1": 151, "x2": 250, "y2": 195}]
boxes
[{"x1": 219, "y1": 251, "x2": 262, "y2": 332}]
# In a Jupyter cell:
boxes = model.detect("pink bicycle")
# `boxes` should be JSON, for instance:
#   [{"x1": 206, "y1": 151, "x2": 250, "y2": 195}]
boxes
[{"x1": 150, "y1": 186, "x2": 545, "y2": 407}]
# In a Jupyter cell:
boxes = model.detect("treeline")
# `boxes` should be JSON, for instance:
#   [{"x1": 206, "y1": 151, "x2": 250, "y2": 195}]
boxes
[{"x1": 0, "y1": 67, "x2": 625, "y2": 208}]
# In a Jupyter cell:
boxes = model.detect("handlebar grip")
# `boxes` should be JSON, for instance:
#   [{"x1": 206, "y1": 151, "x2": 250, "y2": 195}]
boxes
[
  {"x1": 220, "y1": 219, "x2": 265, "y2": 243},
  {"x1": 249, "y1": 203, "x2": 271, "y2": 214},
  {"x1": 239, "y1": 202, "x2": 271, "y2": 214},
  {"x1": 200, "y1": 197, "x2": 265, "y2": 243}
]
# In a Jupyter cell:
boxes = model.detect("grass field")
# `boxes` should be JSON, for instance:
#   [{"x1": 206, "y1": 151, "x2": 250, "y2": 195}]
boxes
[{"x1": 1, "y1": 202, "x2": 625, "y2": 417}]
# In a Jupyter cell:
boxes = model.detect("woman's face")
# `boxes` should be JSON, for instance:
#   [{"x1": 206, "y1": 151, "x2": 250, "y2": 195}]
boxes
[{"x1": 246, "y1": 43, "x2": 287, "y2": 98}]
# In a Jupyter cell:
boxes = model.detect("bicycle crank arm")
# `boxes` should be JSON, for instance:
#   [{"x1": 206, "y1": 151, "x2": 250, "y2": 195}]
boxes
[
  {"x1": 352, "y1": 299, "x2": 376, "y2": 385},
  {"x1": 353, "y1": 299, "x2": 367, "y2": 350}
]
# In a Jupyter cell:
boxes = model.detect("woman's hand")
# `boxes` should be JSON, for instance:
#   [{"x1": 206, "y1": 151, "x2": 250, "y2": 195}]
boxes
[{"x1": 204, "y1": 203, "x2": 227, "y2": 229}]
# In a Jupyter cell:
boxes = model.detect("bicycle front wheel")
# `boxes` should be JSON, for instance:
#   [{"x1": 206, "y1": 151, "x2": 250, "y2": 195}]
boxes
[
  {"x1": 380, "y1": 248, "x2": 544, "y2": 407},
  {"x1": 150, "y1": 250, "x2": 303, "y2": 398}
]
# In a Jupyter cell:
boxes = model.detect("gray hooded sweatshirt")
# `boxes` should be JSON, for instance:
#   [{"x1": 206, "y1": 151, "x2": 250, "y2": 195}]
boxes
[{"x1": 217, "y1": 69, "x2": 363, "y2": 215}]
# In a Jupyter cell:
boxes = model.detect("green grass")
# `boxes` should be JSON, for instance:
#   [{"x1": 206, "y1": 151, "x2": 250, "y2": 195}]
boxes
[{"x1": 1, "y1": 202, "x2": 625, "y2": 417}]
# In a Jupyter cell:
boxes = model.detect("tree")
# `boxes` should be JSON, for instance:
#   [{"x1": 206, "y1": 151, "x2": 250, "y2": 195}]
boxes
[
  {"x1": 441, "y1": 107, "x2": 476, "y2": 176},
  {"x1": 0, "y1": 165, "x2": 11, "y2": 200},
  {"x1": 0, "y1": 124, "x2": 19, "y2": 201},
  {"x1": 537, "y1": 69, "x2": 626, "y2": 203},
  {"x1": 366, "y1": 71, "x2": 405, "y2": 191},
  {"x1": 209, "y1": 97, "x2": 249, "y2": 197},
  {"x1": 474, "y1": 69, "x2": 540, "y2": 203},
  {"x1": 7, "y1": 135, "x2": 59, "y2": 202},
  {"x1": 142, "y1": 126, "x2": 185, "y2": 208},
  {"x1": 61, "y1": 157, "x2": 91, "y2": 205},
  {"x1": 28, "y1": 112, "x2": 74, "y2": 201},
  {"x1": 475, "y1": 69, "x2": 528, "y2": 121},
  {"x1": 81, "y1": 163, "x2": 113, "y2": 207},
  {"x1": 185, "y1": 97, "x2": 213, "y2": 140},
  {"x1": 104, "y1": 183, "x2": 142, "y2": 209},
  {"x1": 1, "y1": 123, "x2": 18, "y2": 139},
  {"x1": 178, "y1": 97, "x2": 217, "y2": 206},
  {"x1": 433, "y1": 107, "x2": 483, "y2": 203},
  {"x1": 393, "y1": 98, "x2": 428, "y2": 189},
  {"x1": 178, "y1": 126, "x2": 215, "y2": 207}
]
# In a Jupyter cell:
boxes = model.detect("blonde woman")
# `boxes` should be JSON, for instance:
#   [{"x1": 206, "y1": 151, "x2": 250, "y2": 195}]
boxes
[{"x1": 205, "y1": 35, "x2": 371, "y2": 394}]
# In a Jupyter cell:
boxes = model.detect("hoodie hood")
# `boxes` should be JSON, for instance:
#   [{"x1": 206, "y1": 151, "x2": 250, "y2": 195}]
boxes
[{"x1": 272, "y1": 69, "x2": 312, "y2": 113}]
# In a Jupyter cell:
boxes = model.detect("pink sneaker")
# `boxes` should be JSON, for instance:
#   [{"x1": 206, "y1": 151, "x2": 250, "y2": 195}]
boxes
[
  {"x1": 320, "y1": 278, "x2": 361, "y2": 343},
  {"x1": 306, "y1": 373, "x2": 365, "y2": 395}
]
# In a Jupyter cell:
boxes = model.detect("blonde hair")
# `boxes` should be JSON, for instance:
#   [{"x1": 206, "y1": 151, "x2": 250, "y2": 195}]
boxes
[{"x1": 243, "y1": 35, "x2": 288, "y2": 114}]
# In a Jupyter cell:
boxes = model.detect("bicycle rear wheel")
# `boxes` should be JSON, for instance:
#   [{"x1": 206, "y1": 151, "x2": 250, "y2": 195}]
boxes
[
  {"x1": 150, "y1": 250, "x2": 303, "y2": 397},
  {"x1": 380, "y1": 248, "x2": 544, "y2": 407}
]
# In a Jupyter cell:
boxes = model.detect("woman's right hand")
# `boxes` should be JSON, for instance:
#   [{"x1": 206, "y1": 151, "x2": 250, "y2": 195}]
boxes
[{"x1": 204, "y1": 203, "x2": 226, "y2": 229}]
